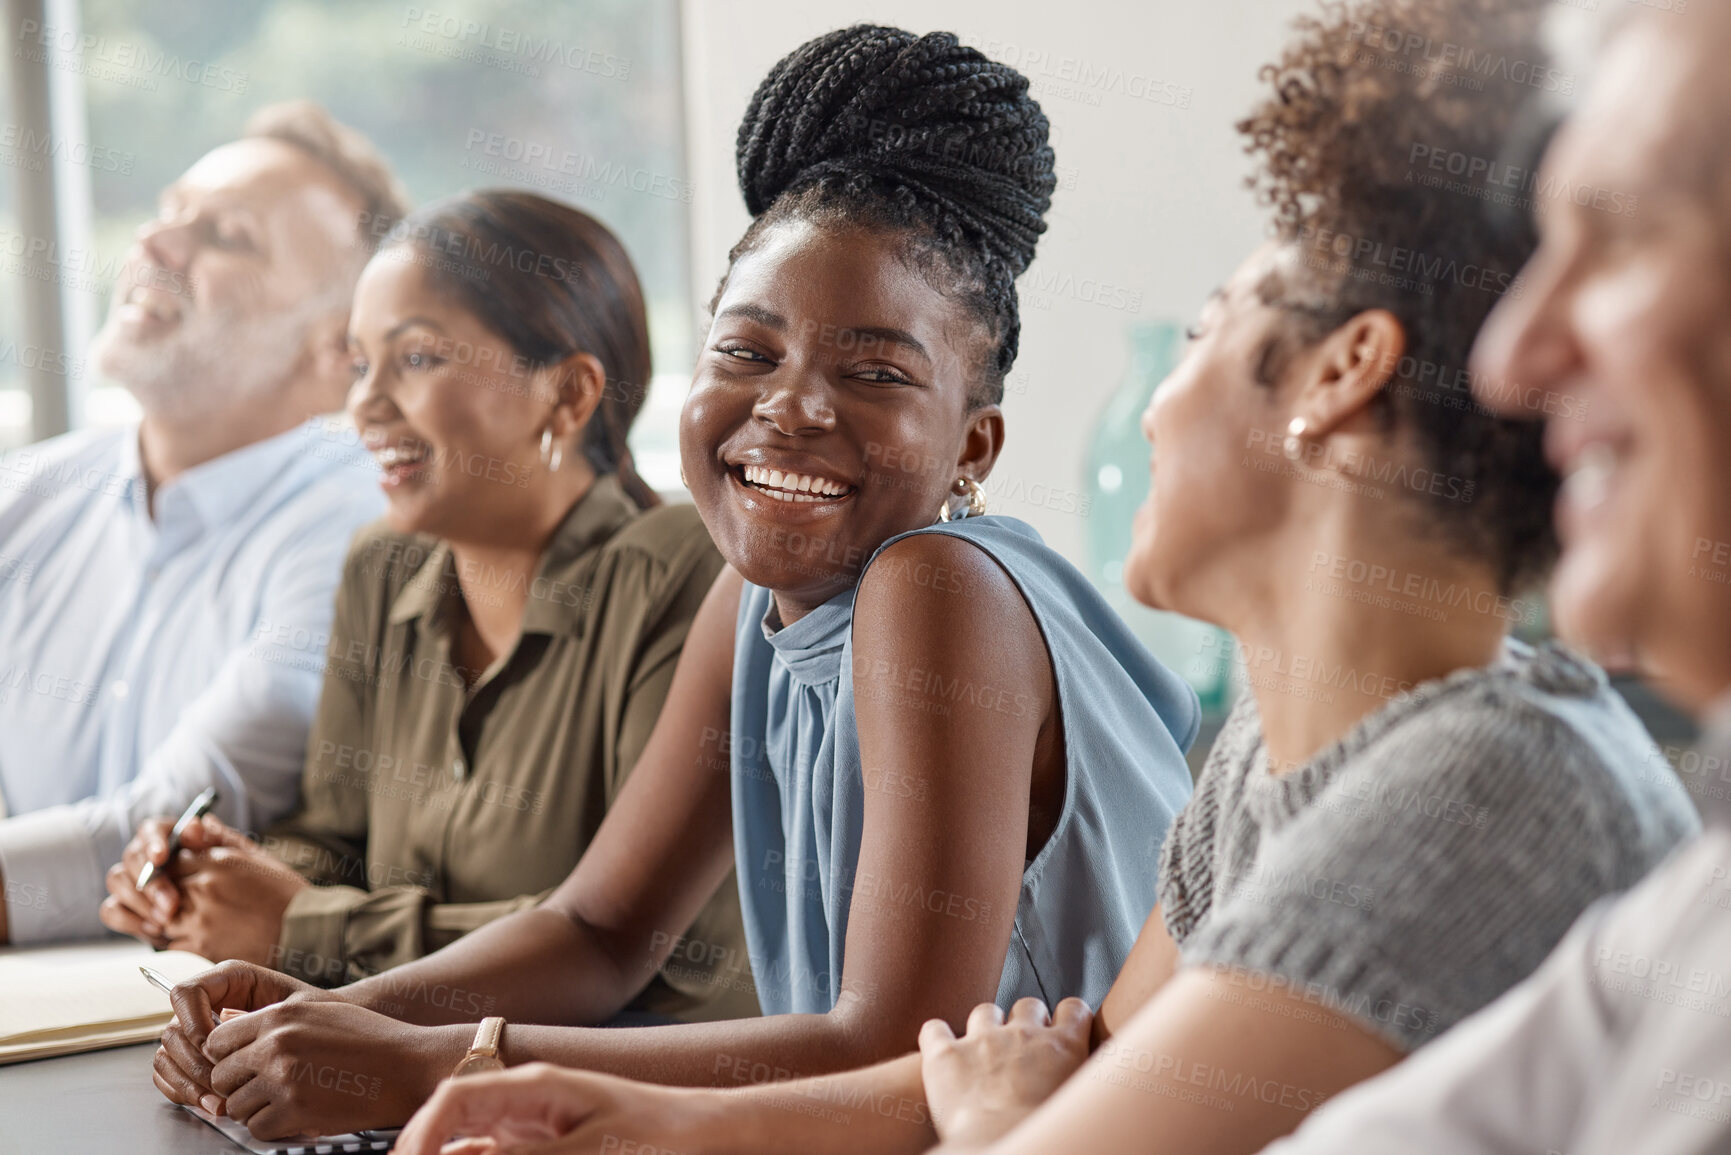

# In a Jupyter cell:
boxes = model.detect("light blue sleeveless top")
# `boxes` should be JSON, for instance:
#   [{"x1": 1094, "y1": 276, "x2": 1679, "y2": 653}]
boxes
[{"x1": 729, "y1": 515, "x2": 1200, "y2": 1015}]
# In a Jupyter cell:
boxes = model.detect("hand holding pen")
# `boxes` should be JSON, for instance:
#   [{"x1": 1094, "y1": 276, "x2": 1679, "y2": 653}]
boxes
[
  {"x1": 140, "y1": 965, "x2": 246, "y2": 1023},
  {"x1": 136, "y1": 787, "x2": 221, "y2": 892},
  {"x1": 142, "y1": 963, "x2": 248, "y2": 1119},
  {"x1": 99, "y1": 789, "x2": 227, "y2": 945},
  {"x1": 145, "y1": 959, "x2": 336, "y2": 1120}
]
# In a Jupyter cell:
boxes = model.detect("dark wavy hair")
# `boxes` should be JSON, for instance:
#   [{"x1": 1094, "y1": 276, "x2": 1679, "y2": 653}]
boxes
[
  {"x1": 384, "y1": 189, "x2": 659, "y2": 508},
  {"x1": 1241, "y1": 0, "x2": 1561, "y2": 592},
  {"x1": 718, "y1": 25, "x2": 1057, "y2": 406}
]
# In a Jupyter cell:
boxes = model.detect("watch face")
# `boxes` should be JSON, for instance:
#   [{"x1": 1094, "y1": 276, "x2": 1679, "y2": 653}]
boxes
[{"x1": 453, "y1": 1054, "x2": 506, "y2": 1078}]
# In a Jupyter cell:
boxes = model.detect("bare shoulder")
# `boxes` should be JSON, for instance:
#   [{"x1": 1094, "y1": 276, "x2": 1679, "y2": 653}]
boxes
[{"x1": 854, "y1": 530, "x2": 1043, "y2": 661}]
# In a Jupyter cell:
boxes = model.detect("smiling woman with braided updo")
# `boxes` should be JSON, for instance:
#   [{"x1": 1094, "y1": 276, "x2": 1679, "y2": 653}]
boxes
[{"x1": 144, "y1": 25, "x2": 1200, "y2": 1141}]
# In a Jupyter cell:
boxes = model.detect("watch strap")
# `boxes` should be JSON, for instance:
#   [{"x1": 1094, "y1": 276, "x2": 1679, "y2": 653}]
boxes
[{"x1": 469, "y1": 1016, "x2": 505, "y2": 1060}]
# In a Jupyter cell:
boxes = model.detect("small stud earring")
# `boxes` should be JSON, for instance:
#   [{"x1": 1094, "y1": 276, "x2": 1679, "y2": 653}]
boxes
[{"x1": 1283, "y1": 417, "x2": 1309, "y2": 463}]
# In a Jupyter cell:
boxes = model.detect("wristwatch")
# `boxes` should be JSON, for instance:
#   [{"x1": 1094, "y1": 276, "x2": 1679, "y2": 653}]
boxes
[{"x1": 451, "y1": 1016, "x2": 506, "y2": 1077}]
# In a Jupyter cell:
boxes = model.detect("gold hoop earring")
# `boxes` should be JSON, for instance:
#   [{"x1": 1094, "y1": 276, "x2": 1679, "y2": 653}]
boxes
[
  {"x1": 937, "y1": 477, "x2": 988, "y2": 522},
  {"x1": 1282, "y1": 417, "x2": 1309, "y2": 464},
  {"x1": 540, "y1": 426, "x2": 562, "y2": 473}
]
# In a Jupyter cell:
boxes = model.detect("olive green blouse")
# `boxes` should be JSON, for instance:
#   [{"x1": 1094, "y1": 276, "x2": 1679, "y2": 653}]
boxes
[{"x1": 263, "y1": 475, "x2": 758, "y2": 1022}]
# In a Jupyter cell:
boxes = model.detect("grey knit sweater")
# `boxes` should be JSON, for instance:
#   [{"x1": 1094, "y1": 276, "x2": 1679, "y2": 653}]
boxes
[{"x1": 1158, "y1": 639, "x2": 1699, "y2": 1053}]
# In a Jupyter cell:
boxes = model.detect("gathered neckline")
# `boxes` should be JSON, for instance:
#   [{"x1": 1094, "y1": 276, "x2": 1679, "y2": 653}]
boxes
[{"x1": 759, "y1": 587, "x2": 854, "y2": 686}]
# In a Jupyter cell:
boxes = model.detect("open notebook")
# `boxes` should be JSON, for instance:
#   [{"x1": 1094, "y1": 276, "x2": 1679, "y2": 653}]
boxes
[{"x1": 0, "y1": 939, "x2": 214, "y2": 1064}]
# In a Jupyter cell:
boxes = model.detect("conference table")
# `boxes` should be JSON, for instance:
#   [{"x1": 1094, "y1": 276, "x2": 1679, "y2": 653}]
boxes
[{"x1": 3, "y1": 1043, "x2": 252, "y2": 1153}]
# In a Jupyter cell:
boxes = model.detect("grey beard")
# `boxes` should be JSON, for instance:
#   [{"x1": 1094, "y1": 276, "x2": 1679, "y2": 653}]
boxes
[{"x1": 92, "y1": 296, "x2": 334, "y2": 423}]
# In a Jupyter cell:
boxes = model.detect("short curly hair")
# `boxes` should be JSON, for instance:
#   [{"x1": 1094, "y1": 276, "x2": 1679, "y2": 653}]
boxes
[
  {"x1": 1241, "y1": 0, "x2": 1561, "y2": 593},
  {"x1": 717, "y1": 25, "x2": 1057, "y2": 406}
]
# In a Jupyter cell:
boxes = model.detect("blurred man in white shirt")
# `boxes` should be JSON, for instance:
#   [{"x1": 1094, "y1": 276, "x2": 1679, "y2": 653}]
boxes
[
  {"x1": 1265, "y1": 4, "x2": 1731, "y2": 1153},
  {"x1": 0, "y1": 102, "x2": 406, "y2": 944}
]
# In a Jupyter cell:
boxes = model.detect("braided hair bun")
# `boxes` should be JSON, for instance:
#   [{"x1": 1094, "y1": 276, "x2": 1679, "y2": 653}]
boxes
[{"x1": 725, "y1": 25, "x2": 1057, "y2": 401}]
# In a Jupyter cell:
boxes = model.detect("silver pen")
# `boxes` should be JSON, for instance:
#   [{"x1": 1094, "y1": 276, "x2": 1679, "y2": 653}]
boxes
[
  {"x1": 139, "y1": 965, "x2": 245, "y2": 1022},
  {"x1": 135, "y1": 786, "x2": 220, "y2": 891}
]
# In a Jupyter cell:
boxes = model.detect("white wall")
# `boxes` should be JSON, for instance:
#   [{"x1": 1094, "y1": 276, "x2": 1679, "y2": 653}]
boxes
[{"x1": 679, "y1": 0, "x2": 1311, "y2": 566}]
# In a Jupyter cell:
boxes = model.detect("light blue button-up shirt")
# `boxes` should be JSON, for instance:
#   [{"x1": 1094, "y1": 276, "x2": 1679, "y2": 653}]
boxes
[{"x1": 0, "y1": 415, "x2": 382, "y2": 942}]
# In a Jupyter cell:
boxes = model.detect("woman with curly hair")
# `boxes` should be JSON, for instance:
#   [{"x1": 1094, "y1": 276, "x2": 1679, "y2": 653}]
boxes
[
  {"x1": 387, "y1": 2, "x2": 1697, "y2": 1153},
  {"x1": 144, "y1": 24, "x2": 1203, "y2": 1141}
]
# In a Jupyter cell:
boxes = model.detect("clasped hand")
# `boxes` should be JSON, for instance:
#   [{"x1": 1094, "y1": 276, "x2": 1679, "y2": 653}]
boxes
[
  {"x1": 100, "y1": 813, "x2": 307, "y2": 964},
  {"x1": 154, "y1": 960, "x2": 448, "y2": 1139}
]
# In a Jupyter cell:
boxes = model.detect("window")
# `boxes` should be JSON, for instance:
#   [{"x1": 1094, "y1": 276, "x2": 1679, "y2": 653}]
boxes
[
  {"x1": 7, "y1": 0, "x2": 693, "y2": 483},
  {"x1": 0, "y1": 45, "x2": 26, "y2": 448}
]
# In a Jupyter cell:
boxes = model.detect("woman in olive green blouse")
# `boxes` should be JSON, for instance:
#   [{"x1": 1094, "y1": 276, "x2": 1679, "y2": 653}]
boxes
[{"x1": 100, "y1": 190, "x2": 756, "y2": 1023}]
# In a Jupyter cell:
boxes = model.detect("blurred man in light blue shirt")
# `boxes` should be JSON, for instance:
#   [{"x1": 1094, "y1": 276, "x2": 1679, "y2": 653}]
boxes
[{"x1": 0, "y1": 102, "x2": 408, "y2": 944}]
